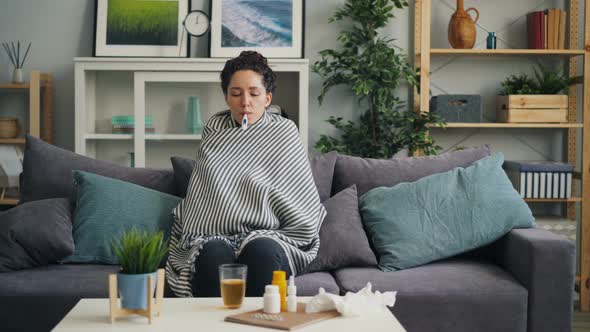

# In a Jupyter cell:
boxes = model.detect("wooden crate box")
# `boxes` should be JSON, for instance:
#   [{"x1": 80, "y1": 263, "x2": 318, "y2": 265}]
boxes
[{"x1": 497, "y1": 95, "x2": 568, "y2": 123}]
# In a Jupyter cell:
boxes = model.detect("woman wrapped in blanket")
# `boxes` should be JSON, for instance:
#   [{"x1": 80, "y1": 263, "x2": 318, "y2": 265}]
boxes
[{"x1": 166, "y1": 51, "x2": 327, "y2": 297}]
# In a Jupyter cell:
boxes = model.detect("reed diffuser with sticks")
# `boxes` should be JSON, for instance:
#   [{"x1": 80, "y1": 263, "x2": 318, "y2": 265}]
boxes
[{"x1": 2, "y1": 41, "x2": 31, "y2": 84}]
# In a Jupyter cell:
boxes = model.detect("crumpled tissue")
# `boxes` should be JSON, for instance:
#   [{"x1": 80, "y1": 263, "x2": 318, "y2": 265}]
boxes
[{"x1": 305, "y1": 282, "x2": 396, "y2": 317}]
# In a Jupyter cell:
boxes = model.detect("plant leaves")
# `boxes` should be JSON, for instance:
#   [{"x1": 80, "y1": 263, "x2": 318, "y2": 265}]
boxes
[
  {"x1": 312, "y1": 0, "x2": 444, "y2": 158},
  {"x1": 111, "y1": 228, "x2": 169, "y2": 274}
]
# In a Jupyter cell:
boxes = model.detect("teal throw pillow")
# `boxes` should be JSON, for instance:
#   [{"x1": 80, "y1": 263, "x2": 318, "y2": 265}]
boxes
[
  {"x1": 360, "y1": 153, "x2": 535, "y2": 272},
  {"x1": 64, "y1": 171, "x2": 181, "y2": 264}
]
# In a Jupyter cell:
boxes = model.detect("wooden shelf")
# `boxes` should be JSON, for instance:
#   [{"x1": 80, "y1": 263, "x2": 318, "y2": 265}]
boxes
[
  {"x1": 0, "y1": 83, "x2": 30, "y2": 89},
  {"x1": 85, "y1": 134, "x2": 132, "y2": 140},
  {"x1": 525, "y1": 197, "x2": 582, "y2": 203},
  {"x1": 535, "y1": 215, "x2": 577, "y2": 222},
  {"x1": 147, "y1": 134, "x2": 202, "y2": 141},
  {"x1": 428, "y1": 123, "x2": 583, "y2": 128},
  {"x1": 84, "y1": 134, "x2": 203, "y2": 140},
  {"x1": 415, "y1": 0, "x2": 590, "y2": 312},
  {"x1": 0, "y1": 138, "x2": 25, "y2": 144},
  {"x1": 0, "y1": 198, "x2": 18, "y2": 205},
  {"x1": 429, "y1": 49, "x2": 584, "y2": 56}
]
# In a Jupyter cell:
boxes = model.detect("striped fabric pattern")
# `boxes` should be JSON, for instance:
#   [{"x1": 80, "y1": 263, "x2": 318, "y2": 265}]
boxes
[{"x1": 166, "y1": 110, "x2": 326, "y2": 297}]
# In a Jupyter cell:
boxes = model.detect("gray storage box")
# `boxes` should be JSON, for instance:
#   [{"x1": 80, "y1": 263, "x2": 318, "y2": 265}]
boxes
[{"x1": 430, "y1": 95, "x2": 483, "y2": 123}]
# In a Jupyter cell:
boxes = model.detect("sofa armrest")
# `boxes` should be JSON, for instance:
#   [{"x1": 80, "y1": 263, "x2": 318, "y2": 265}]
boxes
[{"x1": 492, "y1": 228, "x2": 575, "y2": 332}]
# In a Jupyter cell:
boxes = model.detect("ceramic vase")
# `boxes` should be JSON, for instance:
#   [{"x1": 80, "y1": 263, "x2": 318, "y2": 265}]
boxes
[
  {"x1": 12, "y1": 68, "x2": 23, "y2": 84},
  {"x1": 187, "y1": 96, "x2": 203, "y2": 134},
  {"x1": 448, "y1": 0, "x2": 480, "y2": 49}
]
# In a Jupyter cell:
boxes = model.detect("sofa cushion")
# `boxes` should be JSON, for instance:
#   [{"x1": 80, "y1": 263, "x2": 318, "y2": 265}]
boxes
[
  {"x1": 304, "y1": 185, "x2": 377, "y2": 273},
  {"x1": 0, "y1": 198, "x2": 74, "y2": 272},
  {"x1": 0, "y1": 264, "x2": 120, "y2": 297},
  {"x1": 64, "y1": 171, "x2": 181, "y2": 264},
  {"x1": 360, "y1": 153, "x2": 535, "y2": 271},
  {"x1": 171, "y1": 156, "x2": 195, "y2": 198},
  {"x1": 309, "y1": 151, "x2": 337, "y2": 202},
  {"x1": 333, "y1": 259, "x2": 527, "y2": 332},
  {"x1": 332, "y1": 145, "x2": 492, "y2": 197},
  {"x1": 294, "y1": 272, "x2": 340, "y2": 295},
  {"x1": 21, "y1": 135, "x2": 176, "y2": 203}
]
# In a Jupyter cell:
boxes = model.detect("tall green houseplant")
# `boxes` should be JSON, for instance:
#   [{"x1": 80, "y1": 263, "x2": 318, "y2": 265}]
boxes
[{"x1": 313, "y1": 0, "x2": 445, "y2": 158}]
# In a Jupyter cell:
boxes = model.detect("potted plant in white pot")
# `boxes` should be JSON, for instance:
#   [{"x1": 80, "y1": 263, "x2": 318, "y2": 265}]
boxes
[
  {"x1": 112, "y1": 228, "x2": 168, "y2": 310},
  {"x1": 497, "y1": 63, "x2": 571, "y2": 123}
]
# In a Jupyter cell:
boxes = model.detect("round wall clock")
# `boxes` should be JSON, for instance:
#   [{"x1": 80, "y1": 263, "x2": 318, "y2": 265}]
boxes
[{"x1": 183, "y1": 10, "x2": 210, "y2": 37}]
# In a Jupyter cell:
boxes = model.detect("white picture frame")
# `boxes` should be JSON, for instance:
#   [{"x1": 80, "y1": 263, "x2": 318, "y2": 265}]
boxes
[
  {"x1": 210, "y1": 0, "x2": 304, "y2": 58},
  {"x1": 94, "y1": 0, "x2": 189, "y2": 57}
]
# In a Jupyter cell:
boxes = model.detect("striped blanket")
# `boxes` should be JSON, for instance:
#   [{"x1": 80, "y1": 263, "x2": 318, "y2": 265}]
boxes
[{"x1": 166, "y1": 110, "x2": 326, "y2": 297}]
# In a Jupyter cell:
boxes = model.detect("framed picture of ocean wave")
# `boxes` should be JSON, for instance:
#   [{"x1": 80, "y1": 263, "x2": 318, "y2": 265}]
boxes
[
  {"x1": 210, "y1": 0, "x2": 304, "y2": 58},
  {"x1": 94, "y1": 0, "x2": 189, "y2": 57}
]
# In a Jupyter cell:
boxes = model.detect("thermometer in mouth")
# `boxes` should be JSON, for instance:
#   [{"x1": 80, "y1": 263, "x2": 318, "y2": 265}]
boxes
[{"x1": 241, "y1": 113, "x2": 248, "y2": 130}]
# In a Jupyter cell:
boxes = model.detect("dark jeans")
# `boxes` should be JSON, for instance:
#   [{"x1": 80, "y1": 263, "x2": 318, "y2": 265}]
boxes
[{"x1": 192, "y1": 237, "x2": 292, "y2": 297}]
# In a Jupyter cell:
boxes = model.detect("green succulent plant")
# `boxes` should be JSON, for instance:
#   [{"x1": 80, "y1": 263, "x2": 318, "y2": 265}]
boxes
[
  {"x1": 500, "y1": 63, "x2": 570, "y2": 95},
  {"x1": 532, "y1": 64, "x2": 570, "y2": 94},
  {"x1": 112, "y1": 228, "x2": 169, "y2": 275}
]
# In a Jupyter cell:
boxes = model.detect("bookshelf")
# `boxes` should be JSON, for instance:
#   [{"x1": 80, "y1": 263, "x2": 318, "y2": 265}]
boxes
[
  {"x1": 429, "y1": 48, "x2": 584, "y2": 55},
  {"x1": 414, "y1": 0, "x2": 590, "y2": 311},
  {"x1": 0, "y1": 71, "x2": 54, "y2": 205},
  {"x1": 74, "y1": 58, "x2": 309, "y2": 168},
  {"x1": 428, "y1": 122, "x2": 583, "y2": 128}
]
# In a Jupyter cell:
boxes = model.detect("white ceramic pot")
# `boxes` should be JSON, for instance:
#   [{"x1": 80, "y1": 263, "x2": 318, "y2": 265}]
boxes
[{"x1": 12, "y1": 68, "x2": 23, "y2": 84}]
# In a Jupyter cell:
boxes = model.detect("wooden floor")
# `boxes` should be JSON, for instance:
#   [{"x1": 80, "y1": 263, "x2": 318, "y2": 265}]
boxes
[
  {"x1": 575, "y1": 310, "x2": 590, "y2": 331},
  {"x1": 575, "y1": 301, "x2": 590, "y2": 331}
]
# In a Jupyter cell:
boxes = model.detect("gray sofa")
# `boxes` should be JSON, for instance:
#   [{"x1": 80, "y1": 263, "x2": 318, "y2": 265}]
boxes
[{"x1": 0, "y1": 137, "x2": 575, "y2": 332}]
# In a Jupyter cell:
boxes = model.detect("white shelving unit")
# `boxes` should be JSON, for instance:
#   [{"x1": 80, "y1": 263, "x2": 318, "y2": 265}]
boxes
[{"x1": 74, "y1": 57, "x2": 309, "y2": 168}]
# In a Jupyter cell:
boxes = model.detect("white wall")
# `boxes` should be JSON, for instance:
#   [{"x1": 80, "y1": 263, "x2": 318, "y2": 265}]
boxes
[
  {"x1": 0, "y1": 0, "x2": 94, "y2": 150},
  {"x1": 0, "y1": 0, "x2": 581, "y2": 164}
]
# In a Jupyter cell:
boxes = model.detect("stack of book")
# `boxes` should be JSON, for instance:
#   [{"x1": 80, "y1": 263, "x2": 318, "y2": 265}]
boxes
[
  {"x1": 527, "y1": 9, "x2": 567, "y2": 49},
  {"x1": 503, "y1": 161, "x2": 573, "y2": 199},
  {"x1": 111, "y1": 115, "x2": 155, "y2": 134}
]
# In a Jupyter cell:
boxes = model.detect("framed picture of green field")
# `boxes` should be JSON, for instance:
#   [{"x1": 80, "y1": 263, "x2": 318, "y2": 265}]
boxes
[
  {"x1": 94, "y1": 0, "x2": 189, "y2": 57},
  {"x1": 209, "y1": 0, "x2": 304, "y2": 58}
]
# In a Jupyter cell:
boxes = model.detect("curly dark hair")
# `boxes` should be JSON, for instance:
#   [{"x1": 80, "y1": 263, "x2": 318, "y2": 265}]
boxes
[{"x1": 220, "y1": 51, "x2": 277, "y2": 95}]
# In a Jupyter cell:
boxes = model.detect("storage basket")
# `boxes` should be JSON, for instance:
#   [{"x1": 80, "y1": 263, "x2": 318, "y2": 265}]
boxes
[
  {"x1": 430, "y1": 95, "x2": 483, "y2": 123},
  {"x1": 0, "y1": 118, "x2": 19, "y2": 139}
]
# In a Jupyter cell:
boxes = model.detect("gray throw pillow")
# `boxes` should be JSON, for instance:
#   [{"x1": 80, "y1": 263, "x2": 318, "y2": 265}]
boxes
[
  {"x1": 171, "y1": 156, "x2": 195, "y2": 198},
  {"x1": 0, "y1": 198, "x2": 74, "y2": 271},
  {"x1": 309, "y1": 151, "x2": 337, "y2": 203},
  {"x1": 332, "y1": 145, "x2": 492, "y2": 197},
  {"x1": 304, "y1": 185, "x2": 377, "y2": 273},
  {"x1": 21, "y1": 135, "x2": 176, "y2": 203}
]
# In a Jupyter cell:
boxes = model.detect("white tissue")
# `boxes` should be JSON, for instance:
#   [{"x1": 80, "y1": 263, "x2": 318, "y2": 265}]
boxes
[
  {"x1": 305, "y1": 283, "x2": 396, "y2": 317},
  {"x1": 304, "y1": 287, "x2": 341, "y2": 313}
]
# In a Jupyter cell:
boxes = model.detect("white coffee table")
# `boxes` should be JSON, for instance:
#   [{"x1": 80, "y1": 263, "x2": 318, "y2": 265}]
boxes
[{"x1": 53, "y1": 297, "x2": 406, "y2": 331}]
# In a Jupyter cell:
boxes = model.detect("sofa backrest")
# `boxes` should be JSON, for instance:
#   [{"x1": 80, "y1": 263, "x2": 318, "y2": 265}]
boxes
[
  {"x1": 331, "y1": 145, "x2": 492, "y2": 198},
  {"x1": 20, "y1": 135, "x2": 176, "y2": 203}
]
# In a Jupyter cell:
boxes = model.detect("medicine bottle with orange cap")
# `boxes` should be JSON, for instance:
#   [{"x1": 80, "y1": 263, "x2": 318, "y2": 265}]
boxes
[{"x1": 271, "y1": 270, "x2": 287, "y2": 311}]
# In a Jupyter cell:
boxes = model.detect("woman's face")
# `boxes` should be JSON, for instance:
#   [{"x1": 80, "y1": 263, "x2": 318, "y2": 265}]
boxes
[{"x1": 225, "y1": 70, "x2": 272, "y2": 126}]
